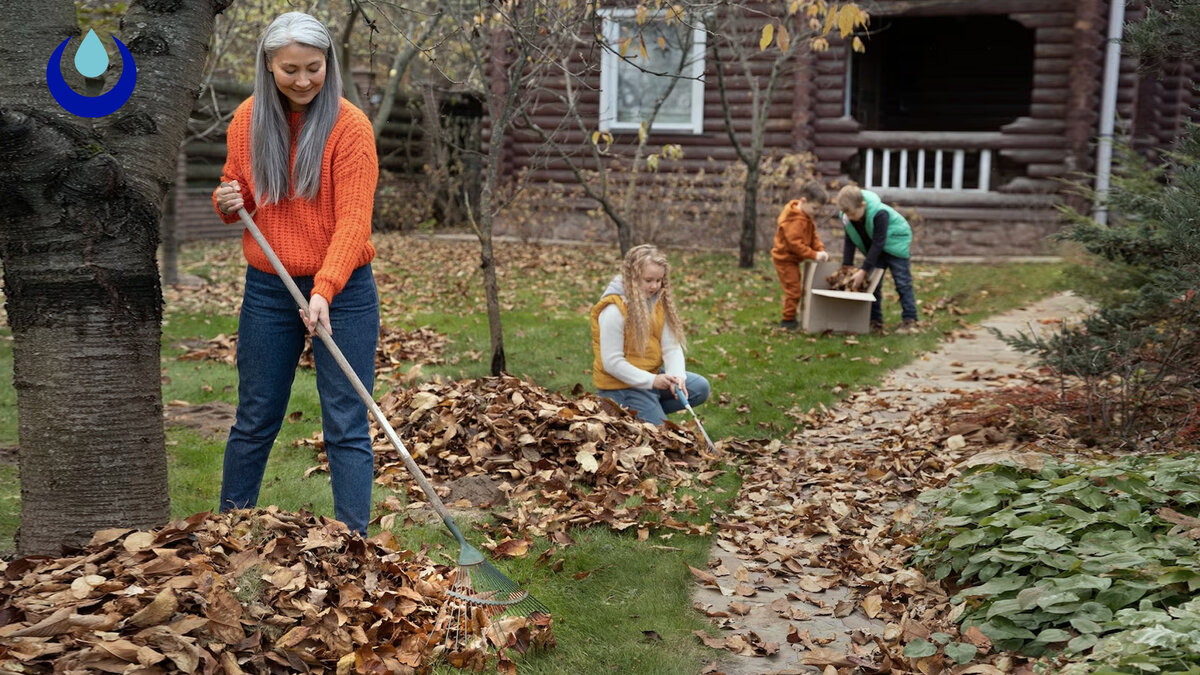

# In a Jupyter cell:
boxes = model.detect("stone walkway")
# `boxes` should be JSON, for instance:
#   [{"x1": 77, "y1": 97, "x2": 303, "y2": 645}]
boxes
[{"x1": 693, "y1": 292, "x2": 1091, "y2": 675}]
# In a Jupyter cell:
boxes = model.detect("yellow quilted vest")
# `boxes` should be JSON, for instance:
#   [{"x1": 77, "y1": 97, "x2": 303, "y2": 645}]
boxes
[{"x1": 590, "y1": 294, "x2": 666, "y2": 390}]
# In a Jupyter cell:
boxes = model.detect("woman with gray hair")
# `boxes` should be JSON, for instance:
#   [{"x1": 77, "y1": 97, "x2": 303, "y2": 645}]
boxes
[{"x1": 212, "y1": 12, "x2": 380, "y2": 535}]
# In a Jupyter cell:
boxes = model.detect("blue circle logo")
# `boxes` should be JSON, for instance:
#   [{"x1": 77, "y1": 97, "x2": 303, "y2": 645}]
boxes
[{"x1": 46, "y1": 29, "x2": 137, "y2": 118}]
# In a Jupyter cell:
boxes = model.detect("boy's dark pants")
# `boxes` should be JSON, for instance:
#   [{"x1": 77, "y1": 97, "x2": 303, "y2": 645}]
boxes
[{"x1": 871, "y1": 253, "x2": 918, "y2": 324}]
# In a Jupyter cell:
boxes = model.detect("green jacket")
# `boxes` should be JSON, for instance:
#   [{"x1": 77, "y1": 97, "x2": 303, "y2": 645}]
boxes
[{"x1": 842, "y1": 190, "x2": 912, "y2": 259}]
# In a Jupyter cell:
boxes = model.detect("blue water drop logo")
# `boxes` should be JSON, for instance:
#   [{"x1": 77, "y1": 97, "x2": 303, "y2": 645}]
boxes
[
  {"x1": 46, "y1": 29, "x2": 138, "y2": 118},
  {"x1": 74, "y1": 30, "x2": 110, "y2": 78}
]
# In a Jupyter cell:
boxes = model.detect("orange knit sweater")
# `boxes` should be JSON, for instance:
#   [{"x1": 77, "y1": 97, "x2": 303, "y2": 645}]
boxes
[{"x1": 214, "y1": 97, "x2": 378, "y2": 301}]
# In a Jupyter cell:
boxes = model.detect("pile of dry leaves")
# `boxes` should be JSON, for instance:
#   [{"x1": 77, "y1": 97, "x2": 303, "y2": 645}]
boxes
[
  {"x1": 0, "y1": 509, "x2": 552, "y2": 674},
  {"x1": 301, "y1": 375, "x2": 722, "y2": 540},
  {"x1": 176, "y1": 326, "x2": 449, "y2": 375}
]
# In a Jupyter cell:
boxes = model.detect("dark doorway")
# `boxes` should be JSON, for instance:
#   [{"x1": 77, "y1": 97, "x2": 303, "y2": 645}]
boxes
[{"x1": 850, "y1": 15, "x2": 1034, "y2": 131}]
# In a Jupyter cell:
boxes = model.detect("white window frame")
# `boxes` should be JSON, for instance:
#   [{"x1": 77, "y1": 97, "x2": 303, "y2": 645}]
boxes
[{"x1": 598, "y1": 8, "x2": 706, "y2": 135}]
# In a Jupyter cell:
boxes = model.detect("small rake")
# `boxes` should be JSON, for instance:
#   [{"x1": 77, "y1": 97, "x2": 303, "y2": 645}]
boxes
[
  {"x1": 232, "y1": 206, "x2": 549, "y2": 652},
  {"x1": 675, "y1": 387, "x2": 717, "y2": 454}
]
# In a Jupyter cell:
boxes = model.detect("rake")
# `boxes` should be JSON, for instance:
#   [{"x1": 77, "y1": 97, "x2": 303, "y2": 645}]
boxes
[
  {"x1": 675, "y1": 386, "x2": 717, "y2": 453},
  {"x1": 231, "y1": 205, "x2": 548, "y2": 650}
]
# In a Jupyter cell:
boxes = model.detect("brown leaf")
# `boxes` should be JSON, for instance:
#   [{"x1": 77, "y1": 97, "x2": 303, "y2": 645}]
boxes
[
  {"x1": 93, "y1": 638, "x2": 146, "y2": 662},
  {"x1": 89, "y1": 528, "x2": 133, "y2": 548},
  {"x1": 861, "y1": 593, "x2": 883, "y2": 619},
  {"x1": 1159, "y1": 507, "x2": 1200, "y2": 529},
  {"x1": 833, "y1": 598, "x2": 856, "y2": 618},
  {"x1": 203, "y1": 586, "x2": 244, "y2": 644},
  {"x1": 802, "y1": 647, "x2": 853, "y2": 667},
  {"x1": 141, "y1": 626, "x2": 201, "y2": 674},
  {"x1": 129, "y1": 588, "x2": 179, "y2": 627},
  {"x1": 123, "y1": 531, "x2": 156, "y2": 553},
  {"x1": 276, "y1": 625, "x2": 311, "y2": 649},
  {"x1": 916, "y1": 654, "x2": 945, "y2": 675},
  {"x1": 961, "y1": 625, "x2": 992, "y2": 651},
  {"x1": 7, "y1": 607, "x2": 72, "y2": 637},
  {"x1": 694, "y1": 630, "x2": 727, "y2": 649},
  {"x1": 688, "y1": 565, "x2": 719, "y2": 587},
  {"x1": 490, "y1": 538, "x2": 531, "y2": 559},
  {"x1": 221, "y1": 651, "x2": 249, "y2": 675}
]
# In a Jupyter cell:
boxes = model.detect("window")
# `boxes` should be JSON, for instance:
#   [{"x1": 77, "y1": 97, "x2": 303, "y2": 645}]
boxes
[
  {"x1": 599, "y1": 9, "x2": 706, "y2": 134},
  {"x1": 849, "y1": 15, "x2": 1034, "y2": 131}
]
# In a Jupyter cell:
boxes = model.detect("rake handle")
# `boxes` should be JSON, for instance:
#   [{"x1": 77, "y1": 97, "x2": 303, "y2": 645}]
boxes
[
  {"x1": 234, "y1": 207, "x2": 468, "y2": 545},
  {"x1": 675, "y1": 386, "x2": 716, "y2": 452}
]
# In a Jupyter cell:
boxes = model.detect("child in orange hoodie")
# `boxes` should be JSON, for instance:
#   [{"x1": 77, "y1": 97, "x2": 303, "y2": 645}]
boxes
[{"x1": 771, "y1": 180, "x2": 829, "y2": 330}]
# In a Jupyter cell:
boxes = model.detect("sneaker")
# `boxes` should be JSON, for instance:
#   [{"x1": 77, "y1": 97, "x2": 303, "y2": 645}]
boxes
[
  {"x1": 779, "y1": 319, "x2": 799, "y2": 331},
  {"x1": 895, "y1": 319, "x2": 919, "y2": 335},
  {"x1": 869, "y1": 320, "x2": 884, "y2": 334}
]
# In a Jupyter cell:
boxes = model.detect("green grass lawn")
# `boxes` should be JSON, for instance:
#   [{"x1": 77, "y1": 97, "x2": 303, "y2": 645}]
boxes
[{"x1": 0, "y1": 235, "x2": 1068, "y2": 674}]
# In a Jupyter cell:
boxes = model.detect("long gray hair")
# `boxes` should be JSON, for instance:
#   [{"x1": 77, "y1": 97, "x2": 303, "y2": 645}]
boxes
[{"x1": 250, "y1": 12, "x2": 343, "y2": 205}]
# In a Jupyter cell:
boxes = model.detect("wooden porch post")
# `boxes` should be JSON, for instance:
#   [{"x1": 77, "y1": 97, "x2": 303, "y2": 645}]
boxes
[{"x1": 1065, "y1": 0, "x2": 1105, "y2": 182}]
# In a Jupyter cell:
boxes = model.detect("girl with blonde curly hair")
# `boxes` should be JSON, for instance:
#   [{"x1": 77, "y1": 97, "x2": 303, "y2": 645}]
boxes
[{"x1": 589, "y1": 245, "x2": 710, "y2": 425}]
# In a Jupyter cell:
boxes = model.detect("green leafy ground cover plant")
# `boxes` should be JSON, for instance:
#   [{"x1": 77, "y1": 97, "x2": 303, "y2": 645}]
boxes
[{"x1": 913, "y1": 454, "x2": 1200, "y2": 672}]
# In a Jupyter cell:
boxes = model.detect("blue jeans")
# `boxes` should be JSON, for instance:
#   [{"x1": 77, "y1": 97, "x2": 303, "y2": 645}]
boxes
[
  {"x1": 871, "y1": 254, "x2": 918, "y2": 324},
  {"x1": 597, "y1": 372, "x2": 710, "y2": 426},
  {"x1": 221, "y1": 264, "x2": 379, "y2": 535}
]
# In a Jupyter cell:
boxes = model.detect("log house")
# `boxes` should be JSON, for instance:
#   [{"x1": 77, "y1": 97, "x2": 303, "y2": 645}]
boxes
[
  {"x1": 171, "y1": 2, "x2": 1199, "y2": 258},
  {"x1": 483, "y1": 0, "x2": 1200, "y2": 256}
]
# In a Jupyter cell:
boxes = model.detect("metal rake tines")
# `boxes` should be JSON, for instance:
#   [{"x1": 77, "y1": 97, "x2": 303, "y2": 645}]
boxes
[
  {"x1": 440, "y1": 593, "x2": 534, "y2": 652},
  {"x1": 456, "y1": 559, "x2": 550, "y2": 613},
  {"x1": 437, "y1": 561, "x2": 549, "y2": 653}
]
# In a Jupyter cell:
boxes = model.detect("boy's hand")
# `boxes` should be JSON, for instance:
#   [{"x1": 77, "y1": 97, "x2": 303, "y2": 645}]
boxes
[
  {"x1": 816, "y1": 251, "x2": 829, "y2": 262},
  {"x1": 850, "y1": 269, "x2": 868, "y2": 291}
]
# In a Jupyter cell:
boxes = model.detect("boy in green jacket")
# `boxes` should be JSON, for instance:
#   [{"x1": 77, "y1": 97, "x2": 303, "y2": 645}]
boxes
[{"x1": 835, "y1": 185, "x2": 918, "y2": 334}]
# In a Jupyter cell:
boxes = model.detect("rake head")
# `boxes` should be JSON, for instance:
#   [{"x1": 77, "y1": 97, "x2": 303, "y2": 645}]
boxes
[{"x1": 434, "y1": 557, "x2": 552, "y2": 658}]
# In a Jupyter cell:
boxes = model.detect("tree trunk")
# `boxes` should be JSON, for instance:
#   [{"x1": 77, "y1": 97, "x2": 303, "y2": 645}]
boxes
[
  {"x1": 372, "y1": 16, "x2": 440, "y2": 141},
  {"x1": 0, "y1": 0, "x2": 224, "y2": 555},
  {"x1": 738, "y1": 164, "x2": 760, "y2": 268},
  {"x1": 339, "y1": 4, "x2": 363, "y2": 108},
  {"x1": 480, "y1": 228, "x2": 506, "y2": 376},
  {"x1": 617, "y1": 217, "x2": 634, "y2": 255},
  {"x1": 478, "y1": 130, "x2": 506, "y2": 377}
]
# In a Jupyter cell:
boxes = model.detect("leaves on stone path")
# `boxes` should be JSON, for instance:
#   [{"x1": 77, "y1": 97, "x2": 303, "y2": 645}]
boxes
[
  {"x1": 0, "y1": 509, "x2": 553, "y2": 674},
  {"x1": 695, "y1": 371, "x2": 1068, "y2": 671}
]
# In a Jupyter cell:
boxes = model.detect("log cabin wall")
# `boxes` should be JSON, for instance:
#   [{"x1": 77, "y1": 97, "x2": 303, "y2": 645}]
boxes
[
  {"x1": 1134, "y1": 58, "x2": 1199, "y2": 156},
  {"x1": 172, "y1": 81, "x2": 251, "y2": 242}
]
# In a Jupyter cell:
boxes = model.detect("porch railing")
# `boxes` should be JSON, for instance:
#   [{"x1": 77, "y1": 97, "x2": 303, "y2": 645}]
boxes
[{"x1": 855, "y1": 131, "x2": 1005, "y2": 193}]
